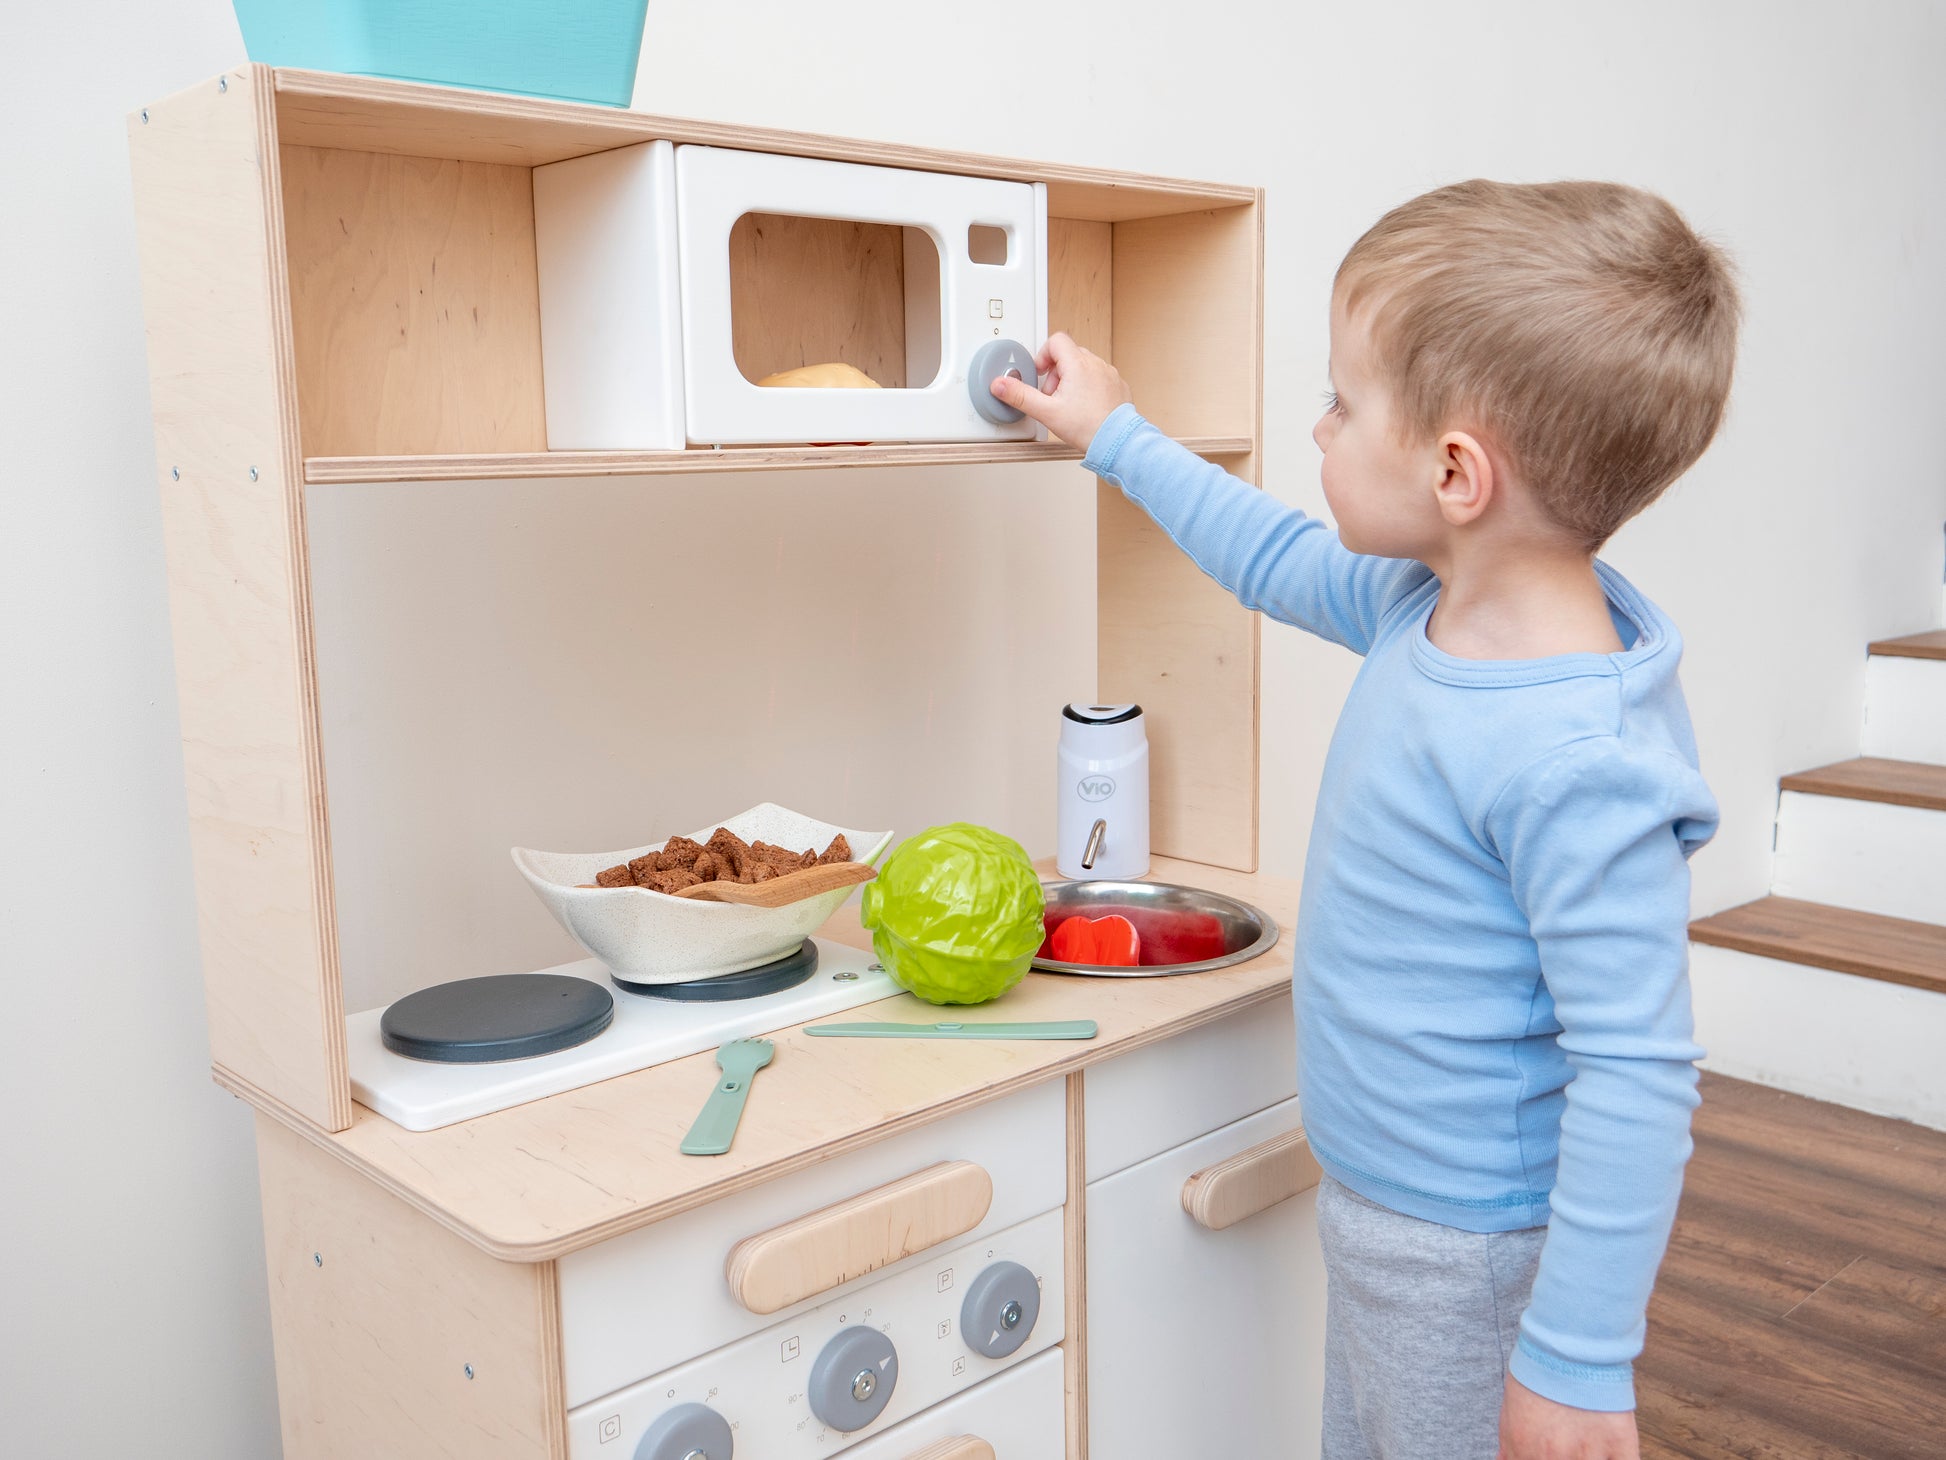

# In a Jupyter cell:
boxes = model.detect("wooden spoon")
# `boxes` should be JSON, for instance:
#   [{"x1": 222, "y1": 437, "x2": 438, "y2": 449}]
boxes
[{"x1": 673, "y1": 861, "x2": 877, "y2": 907}]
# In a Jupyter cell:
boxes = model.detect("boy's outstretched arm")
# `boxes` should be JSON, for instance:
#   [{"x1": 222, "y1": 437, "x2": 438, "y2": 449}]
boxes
[{"x1": 993, "y1": 334, "x2": 1427, "y2": 654}]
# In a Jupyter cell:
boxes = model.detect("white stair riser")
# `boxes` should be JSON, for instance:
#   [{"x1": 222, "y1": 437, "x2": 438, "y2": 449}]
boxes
[
  {"x1": 1689, "y1": 943, "x2": 1946, "y2": 1131},
  {"x1": 1772, "y1": 791, "x2": 1946, "y2": 925},
  {"x1": 1863, "y1": 654, "x2": 1946, "y2": 764}
]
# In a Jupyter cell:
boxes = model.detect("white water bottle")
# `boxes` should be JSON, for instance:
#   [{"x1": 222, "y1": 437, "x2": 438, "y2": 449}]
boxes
[{"x1": 1056, "y1": 703, "x2": 1150, "y2": 880}]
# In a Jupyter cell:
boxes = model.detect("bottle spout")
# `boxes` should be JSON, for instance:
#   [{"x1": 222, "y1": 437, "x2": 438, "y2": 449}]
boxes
[{"x1": 1081, "y1": 818, "x2": 1107, "y2": 871}]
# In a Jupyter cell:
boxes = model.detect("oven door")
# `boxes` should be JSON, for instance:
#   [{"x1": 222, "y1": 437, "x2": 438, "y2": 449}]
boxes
[{"x1": 839, "y1": 1347, "x2": 1064, "y2": 1460}]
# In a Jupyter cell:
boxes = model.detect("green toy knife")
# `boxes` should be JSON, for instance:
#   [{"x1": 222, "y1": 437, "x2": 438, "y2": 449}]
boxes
[
  {"x1": 679, "y1": 1038, "x2": 774, "y2": 1156},
  {"x1": 804, "y1": 1019, "x2": 1099, "y2": 1041}
]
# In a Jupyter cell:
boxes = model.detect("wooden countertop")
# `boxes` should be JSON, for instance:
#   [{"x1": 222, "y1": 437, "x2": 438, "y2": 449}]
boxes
[{"x1": 249, "y1": 858, "x2": 1299, "y2": 1263}]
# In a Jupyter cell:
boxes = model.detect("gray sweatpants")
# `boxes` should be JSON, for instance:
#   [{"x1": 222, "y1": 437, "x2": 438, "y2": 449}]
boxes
[{"x1": 1317, "y1": 1173, "x2": 1548, "y2": 1460}]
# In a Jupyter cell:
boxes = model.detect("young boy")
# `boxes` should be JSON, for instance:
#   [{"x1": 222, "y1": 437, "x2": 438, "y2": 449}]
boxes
[{"x1": 991, "y1": 179, "x2": 1739, "y2": 1460}]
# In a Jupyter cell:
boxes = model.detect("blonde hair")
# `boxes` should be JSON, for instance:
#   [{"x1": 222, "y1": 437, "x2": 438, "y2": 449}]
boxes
[{"x1": 1335, "y1": 179, "x2": 1740, "y2": 547}]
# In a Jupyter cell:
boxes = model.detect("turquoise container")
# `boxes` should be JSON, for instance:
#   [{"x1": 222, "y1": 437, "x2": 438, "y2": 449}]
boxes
[{"x1": 232, "y1": 0, "x2": 649, "y2": 107}]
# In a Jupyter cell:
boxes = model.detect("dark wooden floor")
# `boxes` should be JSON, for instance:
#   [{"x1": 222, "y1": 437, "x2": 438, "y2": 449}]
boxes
[{"x1": 1638, "y1": 1072, "x2": 1946, "y2": 1459}]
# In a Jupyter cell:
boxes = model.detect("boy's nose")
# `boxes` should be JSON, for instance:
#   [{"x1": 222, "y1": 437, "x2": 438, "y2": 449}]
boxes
[{"x1": 1313, "y1": 415, "x2": 1334, "y2": 452}]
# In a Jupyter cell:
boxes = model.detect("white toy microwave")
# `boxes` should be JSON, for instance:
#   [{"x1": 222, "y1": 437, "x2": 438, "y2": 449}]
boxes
[{"x1": 532, "y1": 141, "x2": 1048, "y2": 450}]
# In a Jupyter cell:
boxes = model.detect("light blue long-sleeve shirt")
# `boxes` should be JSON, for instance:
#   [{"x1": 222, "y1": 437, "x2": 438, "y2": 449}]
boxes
[{"x1": 1084, "y1": 404, "x2": 1714, "y2": 1412}]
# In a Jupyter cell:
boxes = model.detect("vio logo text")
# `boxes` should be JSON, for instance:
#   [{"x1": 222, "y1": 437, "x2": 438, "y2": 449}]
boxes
[{"x1": 1077, "y1": 776, "x2": 1117, "y2": 803}]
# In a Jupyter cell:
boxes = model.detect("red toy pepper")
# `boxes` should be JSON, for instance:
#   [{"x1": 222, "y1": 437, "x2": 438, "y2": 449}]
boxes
[{"x1": 1049, "y1": 914, "x2": 1142, "y2": 967}]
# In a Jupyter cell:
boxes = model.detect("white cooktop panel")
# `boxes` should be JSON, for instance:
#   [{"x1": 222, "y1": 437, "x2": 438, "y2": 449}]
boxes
[{"x1": 348, "y1": 938, "x2": 901, "y2": 1131}]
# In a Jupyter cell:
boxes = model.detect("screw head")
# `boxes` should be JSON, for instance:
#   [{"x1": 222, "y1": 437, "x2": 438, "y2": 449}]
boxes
[
  {"x1": 463, "y1": 1364, "x2": 475, "y2": 1380},
  {"x1": 140, "y1": 109, "x2": 149, "y2": 124},
  {"x1": 850, "y1": 1368, "x2": 876, "y2": 1402},
  {"x1": 248, "y1": 466, "x2": 259, "y2": 481},
  {"x1": 170, "y1": 466, "x2": 180, "y2": 481},
  {"x1": 217, "y1": 76, "x2": 228, "y2": 93},
  {"x1": 312, "y1": 1252, "x2": 322, "y2": 1267},
  {"x1": 1001, "y1": 1299, "x2": 1023, "y2": 1330}
]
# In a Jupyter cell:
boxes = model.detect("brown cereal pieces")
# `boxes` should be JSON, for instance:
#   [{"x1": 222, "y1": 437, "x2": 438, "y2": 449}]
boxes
[{"x1": 705, "y1": 826, "x2": 750, "y2": 861}]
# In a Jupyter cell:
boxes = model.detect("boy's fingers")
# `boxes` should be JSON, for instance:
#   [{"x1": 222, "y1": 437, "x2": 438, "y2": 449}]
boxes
[
  {"x1": 1042, "y1": 331, "x2": 1086, "y2": 372},
  {"x1": 990, "y1": 373, "x2": 1054, "y2": 418}
]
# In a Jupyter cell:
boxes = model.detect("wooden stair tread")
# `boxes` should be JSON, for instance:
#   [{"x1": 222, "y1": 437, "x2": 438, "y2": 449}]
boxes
[
  {"x1": 1690, "y1": 897, "x2": 1946, "y2": 996},
  {"x1": 1779, "y1": 757, "x2": 1946, "y2": 812},
  {"x1": 1868, "y1": 630, "x2": 1946, "y2": 661}
]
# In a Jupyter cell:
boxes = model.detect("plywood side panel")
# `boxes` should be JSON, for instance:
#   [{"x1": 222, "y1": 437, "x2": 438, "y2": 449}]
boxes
[
  {"x1": 1110, "y1": 205, "x2": 1260, "y2": 439},
  {"x1": 1048, "y1": 218, "x2": 1113, "y2": 360},
  {"x1": 127, "y1": 65, "x2": 350, "y2": 1128},
  {"x1": 1097, "y1": 484, "x2": 1261, "y2": 870},
  {"x1": 1098, "y1": 201, "x2": 1263, "y2": 871},
  {"x1": 281, "y1": 144, "x2": 547, "y2": 456},
  {"x1": 256, "y1": 1115, "x2": 567, "y2": 1460},
  {"x1": 728, "y1": 212, "x2": 910, "y2": 387}
]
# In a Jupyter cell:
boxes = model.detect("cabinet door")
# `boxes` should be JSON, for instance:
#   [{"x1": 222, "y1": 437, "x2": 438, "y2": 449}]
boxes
[{"x1": 1085, "y1": 1095, "x2": 1325, "y2": 1458}]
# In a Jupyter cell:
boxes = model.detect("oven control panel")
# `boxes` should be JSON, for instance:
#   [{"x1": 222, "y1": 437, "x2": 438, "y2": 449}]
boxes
[{"x1": 568, "y1": 1207, "x2": 1064, "y2": 1458}]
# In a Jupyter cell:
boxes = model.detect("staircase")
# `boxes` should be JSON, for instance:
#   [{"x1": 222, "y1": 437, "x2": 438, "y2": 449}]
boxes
[{"x1": 1688, "y1": 632, "x2": 1946, "y2": 1131}]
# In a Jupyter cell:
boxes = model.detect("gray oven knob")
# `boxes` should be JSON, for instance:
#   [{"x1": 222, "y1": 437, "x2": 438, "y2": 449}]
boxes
[
  {"x1": 808, "y1": 1325, "x2": 899, "y2": 1432},
  {"x1": 968, "y1": 338, "x2": 1039, "y2": 424},
  {"x1": 960, "y1": 1260, "x2": 1041, "y2": 1359},
  {"x1": 633, "y1": 1402, "x2": 732, "y2": 1460}
]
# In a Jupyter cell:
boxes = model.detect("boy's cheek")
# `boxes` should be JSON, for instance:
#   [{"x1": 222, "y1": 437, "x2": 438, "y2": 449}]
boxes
[{"x1": 1319, "y1": 465, "x2": 1348, "y2": 530}]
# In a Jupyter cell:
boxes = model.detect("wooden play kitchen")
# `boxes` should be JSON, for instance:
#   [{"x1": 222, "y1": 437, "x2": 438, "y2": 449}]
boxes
[{"x1": 128, "y1": 64, "x2": 1324, "y2": 1459}]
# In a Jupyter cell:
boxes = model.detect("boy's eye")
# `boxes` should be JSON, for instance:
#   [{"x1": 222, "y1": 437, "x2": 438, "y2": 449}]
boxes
[{"x1": 1322, "y1": 389, "x2": 1345, "y2": 416}]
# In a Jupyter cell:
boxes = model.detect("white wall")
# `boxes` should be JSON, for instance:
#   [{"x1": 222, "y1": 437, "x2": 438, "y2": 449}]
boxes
[{"x1": 5, "y1": 1, "x2": 1945, "y2": 1454}]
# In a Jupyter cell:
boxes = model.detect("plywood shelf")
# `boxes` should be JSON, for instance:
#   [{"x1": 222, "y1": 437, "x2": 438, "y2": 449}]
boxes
[
  {"x1": 271, "y1": 69, "x2": 1256, "y2": 222},
  {"x1": 303, "y1": 435, "x2": 1256, "y2": 484}
]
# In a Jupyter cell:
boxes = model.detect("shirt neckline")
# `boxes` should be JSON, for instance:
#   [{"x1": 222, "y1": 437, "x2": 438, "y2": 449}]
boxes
[{"x1": 1409, "y1": 561, "x2": 1666, "y2": 688}]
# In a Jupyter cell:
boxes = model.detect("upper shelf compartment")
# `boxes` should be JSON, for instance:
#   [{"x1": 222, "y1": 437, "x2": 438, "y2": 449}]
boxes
[{"x1": 271, "y1": 69, "x2": 1262, "y2": 480}]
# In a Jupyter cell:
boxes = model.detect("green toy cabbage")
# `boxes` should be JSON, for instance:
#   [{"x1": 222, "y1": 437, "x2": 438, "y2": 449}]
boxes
[{"x1": 859, "y1": 823, "x2": 1047, "y2": 1005}]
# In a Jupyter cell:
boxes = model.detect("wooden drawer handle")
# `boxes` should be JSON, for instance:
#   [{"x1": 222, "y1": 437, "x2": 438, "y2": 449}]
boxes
[
  {"x1": 1181, "y1": 1127, "x2": 1321, "y2": 1231},
  {"x1": 904, "y1": 1438, "x2": 996, "y2": 1460},
  {"x1": 726, "y1": 1160, "x2": 993, "y2": 1315}
]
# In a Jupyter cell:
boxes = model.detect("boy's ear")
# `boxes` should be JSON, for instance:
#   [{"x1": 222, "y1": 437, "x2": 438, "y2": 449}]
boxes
[{"x1": 1433, "y1": 431, "x2": 1494, "y2": 527}]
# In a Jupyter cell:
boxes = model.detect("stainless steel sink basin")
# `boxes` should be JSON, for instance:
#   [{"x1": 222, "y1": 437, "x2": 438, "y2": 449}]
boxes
[{"x1": 1033, "y1": 880, "x2": 1281, "y2": 977}]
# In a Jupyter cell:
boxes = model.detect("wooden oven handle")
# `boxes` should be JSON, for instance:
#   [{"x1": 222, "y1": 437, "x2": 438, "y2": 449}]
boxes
[
  {"x1": 1180, "y1": 1127, "x2": 1321, "y2": 1231},
  {"x1": 904, "y1": 1439, "x2": 997, "y2": 1460},
  {"x1": 726, "y1": 1160, "x2": 993, "y2": 1314}
]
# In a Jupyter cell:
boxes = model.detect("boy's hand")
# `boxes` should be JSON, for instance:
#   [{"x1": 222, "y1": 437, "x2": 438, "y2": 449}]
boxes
[
  {"x1": 1497, "y1": 1376, "x2": 1640, "y2": 1460},
  {"x1": 988, "y1": 331, "x2": 1134, "y2": 451}
]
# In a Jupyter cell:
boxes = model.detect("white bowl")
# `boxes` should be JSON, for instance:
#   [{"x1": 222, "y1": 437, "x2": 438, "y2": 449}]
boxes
[{"x1": 512, "y1": 804, "x2": 894, "y2": 984}]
